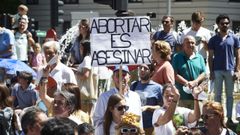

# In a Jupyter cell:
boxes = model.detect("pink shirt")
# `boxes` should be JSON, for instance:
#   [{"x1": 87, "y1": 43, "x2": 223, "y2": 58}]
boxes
[
  {"x1": 31, "y1": 53, "x2": 45, "y2": 68},
  {"x1": 151, "y1": 61, "x2": 175, "y2": 85}
]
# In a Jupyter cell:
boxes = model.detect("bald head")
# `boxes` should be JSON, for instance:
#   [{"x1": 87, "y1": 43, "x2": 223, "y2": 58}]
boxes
[{"x1": 183, "y1": 35, "x2": 196, "y2": 57}]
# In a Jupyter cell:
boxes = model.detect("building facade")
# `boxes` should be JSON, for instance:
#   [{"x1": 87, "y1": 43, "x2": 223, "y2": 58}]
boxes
[{"x1": 23, "y1": 0, "x2": 240, "y2": 35}]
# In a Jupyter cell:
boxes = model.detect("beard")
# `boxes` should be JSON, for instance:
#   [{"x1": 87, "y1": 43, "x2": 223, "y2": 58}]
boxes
[
  {"x1": 140, "y1": 74, "x2": 150, "y2": 81},
  {"x1": 220, "y1": 27, "x2": 228, "y2": 33}
]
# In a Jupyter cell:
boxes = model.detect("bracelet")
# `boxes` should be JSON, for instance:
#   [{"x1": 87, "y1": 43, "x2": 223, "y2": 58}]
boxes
[{"x1": 194, "y1": 99, "x2": 199, "y2": 101}]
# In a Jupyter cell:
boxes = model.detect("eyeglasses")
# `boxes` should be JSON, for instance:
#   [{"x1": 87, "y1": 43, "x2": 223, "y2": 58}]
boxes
[
  {"x1": 120, "y1": 128, "x2": 138, "y2": 133},
  {"x1": 220, "y1": 22, "x2": 229, "y2": 26},
  {"x1": 115, "y1": 105, "x2": 129, "y2": 112},
  {"x1": 201, "y1": 113, "x2": 216, "y2": 120},
  {"x1": 162, "y1": 20, "x2": 170, "y2": 24}
]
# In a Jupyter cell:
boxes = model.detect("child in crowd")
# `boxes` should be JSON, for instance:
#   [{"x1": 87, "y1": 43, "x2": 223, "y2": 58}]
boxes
[
  {"x1": 11, "y1": 71, "x2": 38, "y2": 114},
  {"x1": 29, "y1": 43, "x2": 46, "y2": 71},
  {"x1": 12, "y1": 4, "x2": 29, "y2": 29}
]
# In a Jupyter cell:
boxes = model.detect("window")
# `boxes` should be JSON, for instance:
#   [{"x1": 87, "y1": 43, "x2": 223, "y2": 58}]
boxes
[
  {"x1": 229, "y1": 0, "x2": 240, "y2": 2},
  {"x1": 63, "y1": 0, "x2": 79, "y2": 4},
  {"x1": 129, "y1": 0, "x2": 142, "y2": 3},
  {"x1": 26, "y1": 0, "x2": 39, "y2": 5},
  {"x1": 232, "y1": 21, "x2": 240, "y2": 33},
  {"x1": 175, "y1": 20, "x2": 191, "y2": 32},
  {"x1": 175, "y1": 0, "x2": 191, "y2": 1}
]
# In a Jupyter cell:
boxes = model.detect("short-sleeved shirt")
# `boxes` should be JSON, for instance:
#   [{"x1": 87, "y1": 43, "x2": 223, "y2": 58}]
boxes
[
  {"x1": 11, "y1": 83, "x2": 38, "y2": 109},
  {"x1": 36, "y1": 62, "x2": 77, "y2": 90},
  {"x1": 0, "y1": 28, "x2": 15, "y2": 58},
  {"x1": 180, "y1": 27, "x2": 212, "y2": 59},
  {"x1": 14, "y1": 31, "x2": 28, "y2": 61},
  {"x1": 172, "y1": 52, "x2": 206, "y2": 100},
  {"x1": 130, "y1": 80, "x2": 162, "y2": 128},
  {"x1": 151, "y1": 60, "x2": 175, "y2": 85},
  {"x1": 152, "y1": 30, "x2": 178, "y2": 51},
  {"x1": 208, "y1": 33, "x2": 240, "y2": 71},
  {"x1": 152, "y1": 107, "x2": 192, "y2": 135}
]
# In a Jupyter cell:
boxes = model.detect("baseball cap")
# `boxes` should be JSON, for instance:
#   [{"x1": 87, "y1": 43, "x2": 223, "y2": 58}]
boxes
[{"x1": 113, "y1": 65, "x2": 129, "y2": 73}]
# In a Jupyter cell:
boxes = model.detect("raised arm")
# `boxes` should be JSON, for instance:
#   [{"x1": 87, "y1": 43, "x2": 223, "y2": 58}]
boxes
[{"x1": 154, "y1": 85, "x2": 180, "y2": 126}]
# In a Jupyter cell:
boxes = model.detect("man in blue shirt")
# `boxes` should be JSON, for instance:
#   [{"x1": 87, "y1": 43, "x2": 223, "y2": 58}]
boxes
[
  {"x1": 152, "y1": 15, "x2": 179, "y2": 53},
  {"x1": 208, "y1": 14, "x2": 240, "y2": 124},
  {"x1": 130, "y1": 64, "x2": 162, "y2": 135},
  {"x1": 0, "y1": 24, "x2": 15, "y2": 82}
]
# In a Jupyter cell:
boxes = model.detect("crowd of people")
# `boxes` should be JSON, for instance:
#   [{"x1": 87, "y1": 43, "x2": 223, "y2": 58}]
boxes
[{"x1": 0, "y1": 4, "x2": 240, "y2": 135}]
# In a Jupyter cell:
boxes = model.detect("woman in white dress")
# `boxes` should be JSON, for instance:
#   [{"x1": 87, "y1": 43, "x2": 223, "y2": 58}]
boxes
[{"x1": 76, "y1": 40, "x2": 98, "y2": 115}]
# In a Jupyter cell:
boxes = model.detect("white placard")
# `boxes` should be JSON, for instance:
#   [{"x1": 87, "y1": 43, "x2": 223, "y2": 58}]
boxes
[{"x1": 90, "y1": 16, "x2": 152, "y2": 66}]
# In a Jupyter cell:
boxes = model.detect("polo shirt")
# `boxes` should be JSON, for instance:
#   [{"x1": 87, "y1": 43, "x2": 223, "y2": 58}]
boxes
[
  {"x1": 11, "y1": 83, "x2": 38, "y2": 109},
  {"x1": 208, "y1": 33, "x2": 240, "y2": 71},
  {"x1": 172, "y1": 52, "x2": 206, "y2": 100},
  {"x1": 153, "y1": 30, "x2": 178, "y2": 51}
]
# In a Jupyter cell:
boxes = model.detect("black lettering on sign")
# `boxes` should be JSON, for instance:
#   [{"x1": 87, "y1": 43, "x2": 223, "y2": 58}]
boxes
[
  {"x1": 111, "y1": 33, "x2": 131, "y2": 48},
  {"x1": 90, "y1": 17, "x2": 151, "y2": 34},
  {"x1": 91, "y1": 49, "x2": 151, "y2": 65}
]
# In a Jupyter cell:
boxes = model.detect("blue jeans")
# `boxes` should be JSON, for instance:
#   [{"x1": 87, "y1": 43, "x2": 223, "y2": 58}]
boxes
[{"x1": 214, "y1": 70, "x2": 234, "y2": 118}]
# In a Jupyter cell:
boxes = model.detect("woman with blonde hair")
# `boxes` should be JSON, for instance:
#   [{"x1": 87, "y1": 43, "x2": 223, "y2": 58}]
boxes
[
  {"x1": 201, "y1": 101, "x2": 237, "y2": 135},
  {"x1": 151, "y1": 40, "x2": 175, "y2": 85}
]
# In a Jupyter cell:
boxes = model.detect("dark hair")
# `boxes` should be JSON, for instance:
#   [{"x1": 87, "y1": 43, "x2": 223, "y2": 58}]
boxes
[
  {"x1": 17, "y1": 71, "x2": 33, "y2": 84},
  {"x1": 80, "y1": 40, "x2": 91, "y2": 64},
  {"x1": 0, "y1": 83, "x2": 12, "y2": 108},
  {"x1": 191, "y1": 11, "x2": 204, "y2": 23},
  {"x1": 79, "y1": 19, "x2": 90, "y2": 40},
  {"x1": 62, "y1": 83, "x2": 81, "y2": 111},
  {"x1": 216, "y1": 14, "x2": 230, "y2": 24},
  {"x1": 162, "y1": 15, "x2": 174, "y2": 23},
  {"x1": 162, "y1": 83, "x2": 172, "y2": 96},
  {"x1": 103, "y1": 94, "x2": 125, "y2": 135},
  {"x1": 77, "y1": 122, "x2": 94, "y2": 134},
  {"x1": 41, "y1": 117, "x2": 77, "y2": 135},
  {"x1": 21, "y1": 107, "x2": 46, "y2": 134},
  {"x1": 54, "y1": 90, "x2": 76, "y2": 114}
]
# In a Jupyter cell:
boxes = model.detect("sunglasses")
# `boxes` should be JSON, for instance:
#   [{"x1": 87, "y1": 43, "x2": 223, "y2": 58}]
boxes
[
  {"x1": 220, "y1": 22, "x2": 229, "y2": 26},
  {"x1": 115, "y1": 105, "x2": 129, "y2": 112},
  {"x1": 120, "y1": 128, "x2": 138, "y2": 133},
  {"x1": 201, "y1": 113, "x2": 216, "y2": 120}
]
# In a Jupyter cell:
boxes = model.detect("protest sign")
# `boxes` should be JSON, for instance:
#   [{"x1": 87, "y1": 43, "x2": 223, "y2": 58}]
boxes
[{"x1": 90, "y1": 16, "x2": 152, "y2": 66}]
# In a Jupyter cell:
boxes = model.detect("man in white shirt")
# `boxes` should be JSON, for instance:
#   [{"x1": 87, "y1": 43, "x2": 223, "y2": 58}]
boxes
[
  {"x1": 36, "y1": 41, "x2": 77, "y2": 91},
  {"x1": 93, "y1": 65, "x2": 142, "y2": 128},
  {"x1": 180, "y1": 11, "x2": 212, "y2": 62}
]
